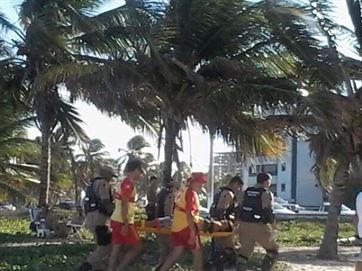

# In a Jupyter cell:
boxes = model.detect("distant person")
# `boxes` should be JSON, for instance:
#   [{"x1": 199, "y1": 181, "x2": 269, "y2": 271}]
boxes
[
  {"x1": 35, "y1": 204, "x2": 67, "y2": 237},
  {"x1": 158, "y1": 172, "x2": 207, "y2": 271},
  {"x1": 209, "y1": 175, "x2": 243, "y2": 267},
  {"x1": 235, "y1": 173, "x2": 278, "y2": 271},
  {"x1": 77, "y1": 165, "x2": 117, "y2": 271},
  {"x1": 108, "y1": 159, "x2": 144, "y2": 271},
  {"x1": 146, "y1": 176, "x2": 158, "y2": 220},
  {"x1": 154, "y1": 181, "x2": 179, "y2": 269},
  {"x1": 356, "y1": 191, "x2": 362, "y2": 271}
]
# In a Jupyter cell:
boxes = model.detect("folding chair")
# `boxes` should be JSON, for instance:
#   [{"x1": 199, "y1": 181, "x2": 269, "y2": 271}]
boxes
[
  {"x1": 66, "y1": 221, "x2": 85, "y2": 240},
  {"x1": 28, "y1": 208, "x2": 51, "y2": 238}
]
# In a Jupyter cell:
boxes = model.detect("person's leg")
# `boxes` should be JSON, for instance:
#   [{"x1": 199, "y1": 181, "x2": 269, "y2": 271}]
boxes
[
  {"x1": 236, "y1": 222, "x2": 255, "y2": 271},
  {"x1": 108, "y1": 245, "x2": 123, "y2": 271},
  {"x1": 254, "y1": 223, "x2": 279, "y2": 271},
  {"x1": 191, "y1": 247, "x2": 203, "y2": 271},
  {"x1": 115, "y1": 243, "x2": 142, "y2": 271},
  {"x1": 115, "y1": 225, "x2": 142, "y2": 271},
  {"x1": 159, "y1": 246, "x2": 184, "y2": 271},
  {"x1": 87, "y1": 225, "x2": 112, "y2": 269},
  {"x1": 157, "y1": 235, "x2": 170, "y2": 267}
]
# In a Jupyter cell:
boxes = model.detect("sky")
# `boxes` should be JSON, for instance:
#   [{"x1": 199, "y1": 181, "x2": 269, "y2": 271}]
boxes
[{"x1": 0, "y1": 0, "x2": 356, "y2": 172}]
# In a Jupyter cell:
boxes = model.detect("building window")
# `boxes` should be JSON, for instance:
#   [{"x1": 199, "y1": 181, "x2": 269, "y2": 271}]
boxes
[
  {"x1": 281, "y1": 163, "x2": 286, "y2": 171},
  {"x1": 248, "y1": 163, "x2": 278, "y2": 176},
  {"x1": 281, "y1": 183, "x2": 286, "y2": 192}
]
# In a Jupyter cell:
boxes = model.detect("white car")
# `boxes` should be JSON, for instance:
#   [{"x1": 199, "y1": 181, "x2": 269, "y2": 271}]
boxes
[
  {"x1": 319, "y1": 202, "x2": 355, "y2": 216},
  {"x1": 273, "y1": 202, "x2": 295, "y2": 214}
]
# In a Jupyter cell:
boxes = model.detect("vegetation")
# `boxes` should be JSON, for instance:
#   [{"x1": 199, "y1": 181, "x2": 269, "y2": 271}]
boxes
[
  {"x1": 0, "y1": 218, "x2": 356, "y2": 270},
  {"x1": 1, "y1": 0, "x2": 362, "y2": 262}
]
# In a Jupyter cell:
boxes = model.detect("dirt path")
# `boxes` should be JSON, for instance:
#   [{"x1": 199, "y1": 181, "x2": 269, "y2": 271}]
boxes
[{"x1": 273, "y1": 246, "x2": 359, "y2": 271}]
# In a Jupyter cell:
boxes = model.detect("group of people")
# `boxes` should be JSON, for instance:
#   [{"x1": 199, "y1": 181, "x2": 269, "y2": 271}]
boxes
[{"x1": 77, "y1": 158, "x2": 279, "y2": 271}]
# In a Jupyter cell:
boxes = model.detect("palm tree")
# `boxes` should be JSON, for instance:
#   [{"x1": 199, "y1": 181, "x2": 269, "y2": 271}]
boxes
[
  {"x1": 43, "y1": 0, "x2": 330, "y2": 184},
  {"x1": 14, "y1": 0, "x2": 96, "y2": 205},
  {"x1": 77, "y1": 138, "x2": 109, "y2": 179}
]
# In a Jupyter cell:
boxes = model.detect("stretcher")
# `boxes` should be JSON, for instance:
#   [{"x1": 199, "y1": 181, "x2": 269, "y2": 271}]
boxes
[
  {"x1": 136, "y1": 225, "x2": 232, "y2": 237},
  {"x1": 134, "y1": 218, "x2": 233, "y2": 237}
]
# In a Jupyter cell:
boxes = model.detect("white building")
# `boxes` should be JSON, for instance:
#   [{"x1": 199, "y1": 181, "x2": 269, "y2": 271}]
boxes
[{"x1": 241, "y1": 138, "x2": 323, "y2": 207}]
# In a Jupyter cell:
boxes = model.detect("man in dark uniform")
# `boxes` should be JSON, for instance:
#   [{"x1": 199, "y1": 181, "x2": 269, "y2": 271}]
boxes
[
  {"x1": 209, "y1": 175, "x2": 243, "y2": 268},
  {"x1": 77, "y1": 165, "x2": 116, "y2": 271},
  {"x1": 155, "y1": 181, "x2": 179, "y2": 269},
  {"x1": 145, "y1": 176, "x2": 158, "y2": 220},
  {"x1": 235, "y1": 172, "x2": 278, "y2": 271}
]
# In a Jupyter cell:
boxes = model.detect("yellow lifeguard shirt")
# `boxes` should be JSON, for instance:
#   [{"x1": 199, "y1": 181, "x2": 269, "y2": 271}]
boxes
[
  {"x1": 172, "y1": 187, "x2": 200, "y2": 232},
  {"x1": 111, "y1": 178, "x2": 136, "y2": 224}
]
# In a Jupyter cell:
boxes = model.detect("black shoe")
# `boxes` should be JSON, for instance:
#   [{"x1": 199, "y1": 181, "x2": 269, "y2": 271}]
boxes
[{"x1": 77, "y1": 262, "x2": 92, "y2": 271}]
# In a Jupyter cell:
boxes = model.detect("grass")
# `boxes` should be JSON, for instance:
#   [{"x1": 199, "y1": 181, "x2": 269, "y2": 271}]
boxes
[{"x1": 0, "y1": 218, "x2": 356, "y2": 270}]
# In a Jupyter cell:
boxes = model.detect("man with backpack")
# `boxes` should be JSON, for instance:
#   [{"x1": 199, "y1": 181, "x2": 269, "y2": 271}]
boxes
[
  {"x1": 77, "y1": 165, "x2": 117, "y2": 271},
  {"x1": 155, "y1": 181, "x2": 179, "y2": 269},
  {"x1": 209, "y1": 175, "x2": 244, "y2": 269}
]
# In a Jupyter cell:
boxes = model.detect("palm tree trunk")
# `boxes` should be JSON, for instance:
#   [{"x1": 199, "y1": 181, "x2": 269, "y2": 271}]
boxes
[
  {"x1": 67, "y1": 147, "x2": 79, "y2": 205},
  {"x1": 38, "y1": 123, "x2": 51, "y2": 206},
  {"x1": 163, "y1": 118, "x2": 178, "y2": 184},
  {"x1": 318, "y1": 160, "x2": 350, "y2": 259},
  {"x1": 207, "y1": 131, "x2": 215, "y2": 209}
]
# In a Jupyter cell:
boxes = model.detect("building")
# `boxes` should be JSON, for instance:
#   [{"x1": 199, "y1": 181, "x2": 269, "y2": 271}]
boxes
[
  {"x1": 241, "y1": 138, "x2": 323, "y2": 207},
  {"x1": 213, "y1": 152, "x2": 242, "y2": 180}
]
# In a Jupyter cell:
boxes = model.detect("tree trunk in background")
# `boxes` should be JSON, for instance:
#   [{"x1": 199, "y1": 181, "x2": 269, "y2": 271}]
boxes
[
  {"x1": 207, "y1": 131, "x2": 215, "y2": 209},
  {"x1": 38, "y1": 122, "x2": 51, "y2": 206},
  {"x1": 68, "y1": 147, "x2": 79, "y2": 205},
  {"x1": 163, "y1": 118, "x2": 178, "y2": 184},
  {"x1": 318, "y1": 160, "x2": 350, "y2": 259}
]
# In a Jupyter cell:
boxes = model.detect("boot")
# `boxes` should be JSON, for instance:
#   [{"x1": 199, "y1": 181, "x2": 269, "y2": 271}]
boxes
[
  {"x1": 77, "y1": 262, "x2": 92, "y2": 271},
  {"x1": 235, "y1": 255, "x2": 247, "y2": 271},
  {"x1": 261, "y1": 255, "x2": 275, "y2": 271}
]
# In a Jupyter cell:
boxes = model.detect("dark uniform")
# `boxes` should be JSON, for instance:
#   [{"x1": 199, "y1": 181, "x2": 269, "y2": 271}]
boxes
[
  {"x1": 155, "y1": 183, "x2": 176, "y2": 268},
  {"x1": 236, "y1": 174, "x2": 278, "y2": 271},
  {"x1": 208, "y1": 185, "x2": 238, "y2": 270},
  {"x1": 78, "y1": 166, "x2": 116, "y2": 271}
]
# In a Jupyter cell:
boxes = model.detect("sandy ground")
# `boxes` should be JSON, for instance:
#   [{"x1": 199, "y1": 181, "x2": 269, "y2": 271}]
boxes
[{"x1": 273, "y1": 246, "x2": 359, "y2": 271}]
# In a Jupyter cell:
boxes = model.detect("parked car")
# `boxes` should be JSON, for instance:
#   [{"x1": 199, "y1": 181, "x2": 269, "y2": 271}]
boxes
[
  {"x1": 58, "y1": 200, "x2": 76, "y2": 210},
  {"x1": 273, "y1": 202, "x2": 295, "y2": 215},
  {"x1": 274, "y1": 197, "x2": 289, "y2": 205},
  {"x1": 319, "y1": 202, "x2": 355, "y2": 215},
  {"x1": 0, "y1": 203, "x2": 16, "y2": 211},
  {"x1": 280, "y1": 203, "x2": 306, "y2": 213}
]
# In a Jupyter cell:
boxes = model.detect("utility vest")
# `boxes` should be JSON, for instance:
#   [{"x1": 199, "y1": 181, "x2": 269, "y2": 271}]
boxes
[
  {"x1": 156, "y1": 187, "x2": 172, "y2": 218},
  {"x1": 240, "y1": 187, "x2": 266, "y2": 223},
  {"x1": 209, "y1": 186, "x2": 235, "y2": 220},
  {"x1": 83, "y1": 177, "x2": 103, "y2": 215}
]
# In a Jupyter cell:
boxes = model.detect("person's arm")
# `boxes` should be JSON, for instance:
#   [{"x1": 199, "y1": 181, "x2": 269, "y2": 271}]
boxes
[
  {"x1": 261, "y1": 191, "x2": 274, "y2": 224},
  {"x1": 216, "y1": 191, "x2": 233, "y2": 210},
  {"x1": 120, "y1": 180, "x2": 134, "y2": 227},
  {"x1": 185, "y1": 189, "x2": 197, "y2": 235}
]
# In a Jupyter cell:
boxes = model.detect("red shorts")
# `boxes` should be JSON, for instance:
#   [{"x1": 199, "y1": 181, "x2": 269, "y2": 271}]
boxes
[
  {"x1": 110, "y1": 220, "x2": 140, "y2": 245},
  {"x1": 171, "y1": 227, "x2": 200, "y2": 250}
]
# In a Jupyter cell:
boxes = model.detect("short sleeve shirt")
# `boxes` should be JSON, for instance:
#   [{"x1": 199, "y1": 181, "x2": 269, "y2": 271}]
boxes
[
  {"x1": 93, "y1": 179, "x2": 111, "y2": 200},
  {"x1": 111, "y1": 178, "x2": 136, "y2": 224}
]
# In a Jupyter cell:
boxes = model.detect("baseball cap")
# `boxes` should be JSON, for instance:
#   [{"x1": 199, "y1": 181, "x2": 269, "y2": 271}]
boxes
[
  {"x1": 189, "y1": 172, "x2": 207, "y2": 184},
  {"x1": 99, "y1": 165, "x2": 117, "y2": 179},
  {"x1": 257, "y1": 172, "x2": 272, "y2": 183}
]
